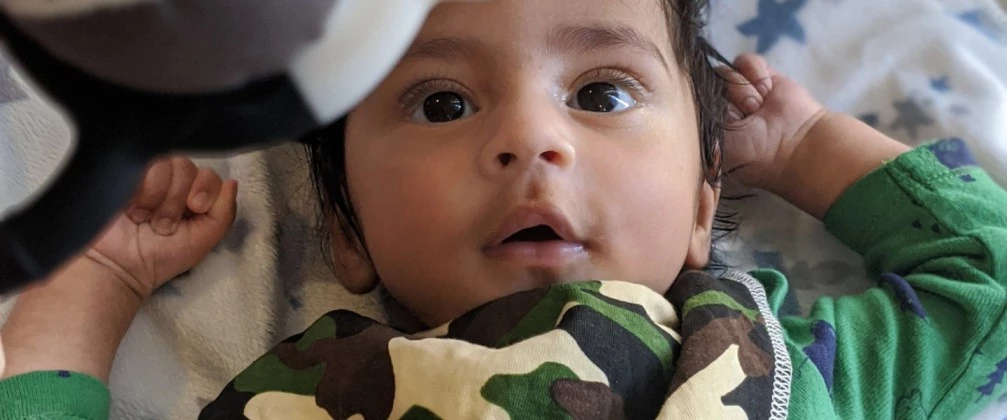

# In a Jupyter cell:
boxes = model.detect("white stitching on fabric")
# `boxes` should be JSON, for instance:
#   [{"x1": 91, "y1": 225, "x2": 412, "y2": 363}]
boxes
[{"x1": 723, "y1": 270, "x2": 793, "y2": 420}]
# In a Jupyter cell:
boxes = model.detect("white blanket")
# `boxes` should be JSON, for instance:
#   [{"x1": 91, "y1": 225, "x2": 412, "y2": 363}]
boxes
[{"x1": 1, "y1": 0, "x2": 1005, "y2": 418}]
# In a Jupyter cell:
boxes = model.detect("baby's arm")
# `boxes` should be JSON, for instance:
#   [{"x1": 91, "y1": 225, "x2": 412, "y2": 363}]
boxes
[
  {"x1": 771, "y1": 112, "x2": 910, "y2": 219},
  {"x1": 791, "y1": 139, "x2": 1005, "y2": 418},
  {"x1": 723, "y1": 55, "x2": 1007, "y2": 418},
  {"x1": 0, "y1": 259, "x2": 136, "y2": 419},
  {"x1": 0, "y1": 157, "x2": 236, "y2": 419}
]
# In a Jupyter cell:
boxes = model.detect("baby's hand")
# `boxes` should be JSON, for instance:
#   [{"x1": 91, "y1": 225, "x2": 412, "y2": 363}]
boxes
[
  {"x1": 720, "y1": 54, "x2": 829, "y2": 191},
  {"x1": 86, "y1": 156, "x2": 238, "y2": 299}
]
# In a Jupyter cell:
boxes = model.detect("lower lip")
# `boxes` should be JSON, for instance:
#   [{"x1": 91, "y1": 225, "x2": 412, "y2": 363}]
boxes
[{"x1": 483, "y1": 241, "x2": 587, "y2": 268}]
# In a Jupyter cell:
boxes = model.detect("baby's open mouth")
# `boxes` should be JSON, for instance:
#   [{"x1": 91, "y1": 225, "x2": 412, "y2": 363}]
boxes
[
  {"x1": 502, "y1": 225, "x2": 563, "y2": 243},
  {"x1": 483, "y1": 205, "x2": 588, "y2": 269}
]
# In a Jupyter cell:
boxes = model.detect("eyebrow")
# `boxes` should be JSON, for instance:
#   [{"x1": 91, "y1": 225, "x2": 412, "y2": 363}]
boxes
[
  {"x1": 402, "y1": 24, "x2": 670, "y2": 69},
  {"x1": 547, "y1": 24, "x2": 670, "y2": 70},
  {"x1": 402, "y1": 36, "x2": 488, "y2": 64}
]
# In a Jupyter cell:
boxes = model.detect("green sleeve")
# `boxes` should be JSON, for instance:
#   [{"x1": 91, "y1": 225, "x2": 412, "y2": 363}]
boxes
[
  {"x1": 781, "y1": 139, "x2": 1007, "y2": 419},
  {"x1": 0, "y1": 371, "x2": 109, "y2": 419}
]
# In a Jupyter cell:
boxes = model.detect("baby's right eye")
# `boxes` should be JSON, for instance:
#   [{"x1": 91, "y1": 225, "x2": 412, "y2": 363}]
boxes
[
  {"x1": 400, "y1": 78, "x2": 477, "y2": 124},
  {"x1": 411, "y1": 91, "x2": 475, "y2": 124}
]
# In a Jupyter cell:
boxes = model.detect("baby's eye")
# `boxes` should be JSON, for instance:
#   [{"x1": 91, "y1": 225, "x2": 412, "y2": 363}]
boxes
[
  {"x1": 569, "y1": 82, "x2": 637, "y2": 113},
  {"x1": 411, "y1": 91, "x2": 475, "y2": 124}
]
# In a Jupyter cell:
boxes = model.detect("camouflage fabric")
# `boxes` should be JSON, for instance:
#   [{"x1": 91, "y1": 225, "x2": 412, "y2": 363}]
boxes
[{"x1": 199, "y1": 271, "x2": 790, "y2": 419}]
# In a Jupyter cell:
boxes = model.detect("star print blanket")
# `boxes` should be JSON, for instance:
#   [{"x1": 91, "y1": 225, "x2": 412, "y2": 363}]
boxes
[
  {"x1": 711, "y1": 0, "x2": 1007, "y2": 305},
  {"x1": 1, "y1": 0, "x2": 1007, "y2": 418},
  {"x1": 199, "y1": 273, "x2": 791, "y2": 420}
]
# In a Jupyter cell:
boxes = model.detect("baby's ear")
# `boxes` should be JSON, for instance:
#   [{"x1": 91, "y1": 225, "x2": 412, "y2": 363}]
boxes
[
  {"x1": 327, "y1": 213, "x2": 378, "y2": 294},
  {"x1": 685, "y1": 181, "x2": 721, "y2": 269}
]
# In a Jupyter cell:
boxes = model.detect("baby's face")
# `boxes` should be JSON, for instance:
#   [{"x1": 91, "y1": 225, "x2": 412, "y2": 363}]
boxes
[{"x1": 343, "y1": 0, "x2": 718, "y2": 326}]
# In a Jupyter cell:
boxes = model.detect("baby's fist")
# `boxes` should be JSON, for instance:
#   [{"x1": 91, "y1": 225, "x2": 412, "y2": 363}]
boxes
[
  {"x1": 87, "y1": 157, "x2": 238, "y2": 299},
  {"x1": 720, "y1": 54, "x2": 828, "y2": 192}
]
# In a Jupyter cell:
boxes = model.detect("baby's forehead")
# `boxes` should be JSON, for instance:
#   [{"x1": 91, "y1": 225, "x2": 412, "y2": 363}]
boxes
[{"x1": 408, "y1": 0, "x2": 675, "y2": 64}]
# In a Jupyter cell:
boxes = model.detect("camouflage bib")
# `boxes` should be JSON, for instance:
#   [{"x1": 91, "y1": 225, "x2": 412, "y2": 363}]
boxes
[{"x1": 201, "y1": 271, "x2": 791, "y2": 419}]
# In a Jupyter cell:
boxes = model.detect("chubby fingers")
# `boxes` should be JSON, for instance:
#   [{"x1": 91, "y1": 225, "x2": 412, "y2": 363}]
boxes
[
  {"x1": 734, "y1": 53, "x2": 773, "y2": 96},
  {"x1": 720, "y1": 53, "x2": 774, "y2": 116},
  {"x1": 128, "y1": 157, "x2": 228, "y2": 236},
  {"x1": 182, "y1": 179, "x2": 239, "y2": 260},
  {"x1": 128, "y1": 159, "x2": 172, "y2": 225},
  {"x1": 187, "y1": 167, "x2": 224, "y2": 215}
]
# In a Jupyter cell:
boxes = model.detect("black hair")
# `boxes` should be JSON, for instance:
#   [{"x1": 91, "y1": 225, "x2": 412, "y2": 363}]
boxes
[
  {"x1": 664, "y1": 0, "x2": 738, "y2": 273},
  {"x1": 303, "y1": 0, "x2": 737, "y2": 280}
]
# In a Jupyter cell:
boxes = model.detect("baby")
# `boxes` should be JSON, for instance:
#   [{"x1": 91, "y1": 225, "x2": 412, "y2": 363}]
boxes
[{"x1": 3, "y1": 0, "x2": 1007, "y2": 418}]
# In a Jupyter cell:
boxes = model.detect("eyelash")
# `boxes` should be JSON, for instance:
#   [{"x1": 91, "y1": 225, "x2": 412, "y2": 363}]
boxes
[
  {"x1": 574, "y1": 67, "x2": 649, "y2": 98},
  {"x1": 397, "y1": 66, "x2": 651, "y2": 117},
  {"x1": 399, "y1": 78, "x2": 473, "y2": 117}
]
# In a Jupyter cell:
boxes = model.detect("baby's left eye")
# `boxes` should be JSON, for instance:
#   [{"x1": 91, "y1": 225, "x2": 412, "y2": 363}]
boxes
[{"x1": 568, "y1": 82, "x2": 637, "y2": 113}]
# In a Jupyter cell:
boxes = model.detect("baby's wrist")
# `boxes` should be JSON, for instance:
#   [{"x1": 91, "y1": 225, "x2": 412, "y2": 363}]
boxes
[
  {"x1": 2, "y1": 257, "x2": 143, "y2": 382},
  {"x1": 82, "y1": 249, "x2": 154, "y2": 301},
  {"x1": 22, "y1": 256, "x2": 143, "y2": 309},
  {"x1": 769, "y1": 111, "x2": 910, "y2": 219},
  {"x1": 758, "y1": 109, "x2": 833, "y2": 195}
]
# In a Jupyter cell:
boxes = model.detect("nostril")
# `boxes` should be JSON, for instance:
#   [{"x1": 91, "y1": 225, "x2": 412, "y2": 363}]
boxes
[
  {"x1": 540, "y1": 151, "x2": 559, "y2": 163},
  {"x1": 498, "y1": 153, "x2": 516, "y2": 166}
]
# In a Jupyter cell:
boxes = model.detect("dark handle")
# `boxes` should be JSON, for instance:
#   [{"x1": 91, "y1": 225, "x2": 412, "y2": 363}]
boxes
[
  {"x1": 0, "y1": 7, "x2": 318, "y2": 293},
  {"x1": 0, "y1": 130, "x2": 150, "y2": 294}
]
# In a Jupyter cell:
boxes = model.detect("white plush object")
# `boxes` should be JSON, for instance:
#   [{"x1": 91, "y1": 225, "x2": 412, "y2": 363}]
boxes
[{"x1": 1, "y1": 0, "x2": 1006, "y2": 418}]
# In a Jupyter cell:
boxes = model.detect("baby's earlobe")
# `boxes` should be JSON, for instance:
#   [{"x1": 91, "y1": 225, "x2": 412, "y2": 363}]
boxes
[
  {"x1": 330, "y1": 234, "x2": 379, "y2": 294},
  {"x1": 684, "y1": 182, "x2": 721, "y2": 270}
]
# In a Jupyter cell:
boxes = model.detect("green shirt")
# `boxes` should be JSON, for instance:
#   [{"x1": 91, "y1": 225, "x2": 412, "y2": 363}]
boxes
[
  {"x1": 2, "y1": 139, "x2": 1005, "y2": 419},
  {"x1": 782, "y1": 138, "x2": 1007, "y2": 419}
]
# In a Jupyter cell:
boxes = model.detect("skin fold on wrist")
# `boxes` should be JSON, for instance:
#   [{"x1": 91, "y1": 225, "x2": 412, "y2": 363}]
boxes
[
  {"x1": 1, "y1": 257, "x2": 143, "y2": 382},
  {"x1": 773, "y1": 111, "x2": 911, "y2": 220}
]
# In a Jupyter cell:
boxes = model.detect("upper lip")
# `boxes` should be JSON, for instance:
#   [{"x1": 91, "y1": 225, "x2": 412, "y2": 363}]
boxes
[{"x1": 487, "y1": 204, "x2": 580, "y2": 247}]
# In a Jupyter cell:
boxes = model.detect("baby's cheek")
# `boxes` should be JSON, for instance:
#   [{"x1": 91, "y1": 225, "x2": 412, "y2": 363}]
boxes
[
  {"x1": 357, "y1": 186, "x2": 489, "y2": 326},
  {"x1": 587, "y1": 159, "x2": 698, "y2": 291},
  {"x1": 617, "y1": 198, "x2": 693, "y2": 289}
]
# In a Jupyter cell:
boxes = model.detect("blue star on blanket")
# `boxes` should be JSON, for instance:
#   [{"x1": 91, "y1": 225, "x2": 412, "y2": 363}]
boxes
[
  {"x1": 858, "y1": 113, "x2": 880, "y2": 128},
  {"x1": 738, "y1": 0, "x2": 810, "y2": 53},
  {"x1": 890, "y1": 97, "x2": 934, "y2": 140},
  {"x1": 930, "y1": 76, "x2": 951, "y2": 93},
  {"x1": 958, "y1": 10, "x2": 1006, "y2": 44}
]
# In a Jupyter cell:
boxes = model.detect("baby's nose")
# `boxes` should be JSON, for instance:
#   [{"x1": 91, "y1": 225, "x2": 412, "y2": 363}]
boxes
[
  {"x1": 479, "y1": 103, "x2": 576, "y2": 176},
  {"x1": 496, "y1": 150, "x2": 563, "y2": 167}
]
